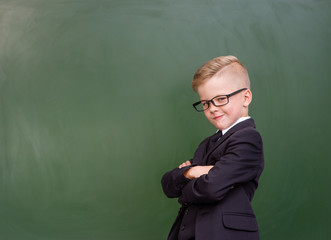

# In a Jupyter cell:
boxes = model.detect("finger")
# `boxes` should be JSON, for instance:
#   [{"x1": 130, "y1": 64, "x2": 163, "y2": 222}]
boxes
[
  {"x1": 181, "y1": 160, "x2": 192, "y2": 168},
  {"x1": 179, "y1": 161, "x2": 190, "y2": 168}
]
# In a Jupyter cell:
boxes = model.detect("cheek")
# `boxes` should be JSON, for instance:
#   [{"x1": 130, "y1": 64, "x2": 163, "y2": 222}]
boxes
[{"x1": 204, "y1": 112, "x2": 214, "y2": 122}]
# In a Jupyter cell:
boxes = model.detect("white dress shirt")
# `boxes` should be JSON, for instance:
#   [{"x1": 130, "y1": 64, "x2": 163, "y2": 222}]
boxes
[{"x1": 221, "y1": 116, "x2": 251, "y2": 135}]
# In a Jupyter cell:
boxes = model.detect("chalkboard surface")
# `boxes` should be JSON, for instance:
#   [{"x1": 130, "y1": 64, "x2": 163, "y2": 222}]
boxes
[{"x1": 0, "y1": 0, "x2": 330, "y2": 239}]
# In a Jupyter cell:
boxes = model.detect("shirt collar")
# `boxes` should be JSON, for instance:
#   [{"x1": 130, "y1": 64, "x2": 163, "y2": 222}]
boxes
[{"x1": 220, "y1": 116, "x2": 251, "y2": 135}]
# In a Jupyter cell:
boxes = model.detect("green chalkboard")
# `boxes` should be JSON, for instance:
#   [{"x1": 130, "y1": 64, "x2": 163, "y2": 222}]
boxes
[{"x1": 0, "y1": 0, "x2": 330, "y2": 239}]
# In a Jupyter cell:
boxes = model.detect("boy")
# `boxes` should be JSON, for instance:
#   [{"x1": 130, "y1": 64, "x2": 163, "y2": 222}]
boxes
[{"x1": 161, "y1": 56, "x2": 264, "y2": 240}]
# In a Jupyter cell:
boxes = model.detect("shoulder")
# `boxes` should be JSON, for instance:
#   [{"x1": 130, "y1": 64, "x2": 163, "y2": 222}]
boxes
[
  {"x1": 233, "y1": 125, "x2": 262, "y2": 139},
  {"x1": 226, "y1": 120, "x2": 263, "y2": 147}
]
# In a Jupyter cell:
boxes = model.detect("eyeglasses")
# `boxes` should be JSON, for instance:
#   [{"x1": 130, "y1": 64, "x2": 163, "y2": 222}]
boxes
[{"x1": 192, "y1": 88, "x2": 248, "y2": 112}]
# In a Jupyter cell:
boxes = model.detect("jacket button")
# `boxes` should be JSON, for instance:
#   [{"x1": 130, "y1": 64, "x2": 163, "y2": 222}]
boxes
[{"x1": 181, "y1": 225, "x2": 185, "y2": 231}]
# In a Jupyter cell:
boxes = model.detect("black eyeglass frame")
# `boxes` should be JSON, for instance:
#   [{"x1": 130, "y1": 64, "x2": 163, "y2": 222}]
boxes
[{"x1": 192, "y1": 88, "x2": 248, "y2": 112}]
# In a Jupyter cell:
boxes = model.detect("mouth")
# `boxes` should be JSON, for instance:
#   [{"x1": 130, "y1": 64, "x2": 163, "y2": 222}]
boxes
[{"x1": 213, "y1": 115, "x2": 223, "y2": 120}]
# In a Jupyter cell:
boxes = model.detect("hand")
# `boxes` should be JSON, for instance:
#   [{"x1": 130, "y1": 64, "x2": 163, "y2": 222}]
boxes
[
  {"x1": 184, "y1": 165, "x2": 214, "y2": 180},
  {"x1": 179, "y1": 160, "x2": 192, "y2": 169}
]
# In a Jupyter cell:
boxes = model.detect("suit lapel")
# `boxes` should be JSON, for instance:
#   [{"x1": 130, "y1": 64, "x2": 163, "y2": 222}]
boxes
[{"x1": 202, "y1": 118, "x2": 256, "y2": 165}]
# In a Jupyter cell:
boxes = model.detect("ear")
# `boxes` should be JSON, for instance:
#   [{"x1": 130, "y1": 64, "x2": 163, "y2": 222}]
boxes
[{"x1": 243, "y1": 89, "x2": 252, "y2": 107}]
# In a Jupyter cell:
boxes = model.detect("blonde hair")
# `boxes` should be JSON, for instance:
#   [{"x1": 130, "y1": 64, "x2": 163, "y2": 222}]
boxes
[{"x1": 192, "y1": 55, "x2": 250, "y2": 91}]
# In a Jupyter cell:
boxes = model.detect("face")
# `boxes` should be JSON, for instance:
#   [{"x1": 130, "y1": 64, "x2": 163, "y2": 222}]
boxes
[{"x1": 197, "y1": 72, "x2": 252, "y2": 130}]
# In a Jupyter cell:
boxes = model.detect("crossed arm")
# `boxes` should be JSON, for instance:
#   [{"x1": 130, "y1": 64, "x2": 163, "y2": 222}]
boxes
[
  {"x1": 161, "y1": 129, "x2": 263, "y2": 204},
  {"x1": 178, "y1": 161, "x2": 213, "y2": 180}
]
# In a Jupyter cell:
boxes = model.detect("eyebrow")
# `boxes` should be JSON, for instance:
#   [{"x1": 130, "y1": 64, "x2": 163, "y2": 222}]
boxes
[{"x1": 200, "y1": 94, "x2": 226, "y2": 101}]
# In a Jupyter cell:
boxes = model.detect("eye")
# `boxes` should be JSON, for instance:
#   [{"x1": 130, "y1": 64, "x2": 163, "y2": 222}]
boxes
[
  {"x1": 201, "y1": 101, "x2": 209, "y2": 107},
  {"x1": 215, "y1": 96, "x2": 227, "y2": 103}
]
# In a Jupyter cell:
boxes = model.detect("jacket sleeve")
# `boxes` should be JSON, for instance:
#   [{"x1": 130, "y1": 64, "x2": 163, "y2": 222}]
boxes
[
  {"x1": 178, "y1": 129, "x2": 264, "y2": 205},
  {"x1": 161, "y1": 163, "x2": 192, "y2": 198}
]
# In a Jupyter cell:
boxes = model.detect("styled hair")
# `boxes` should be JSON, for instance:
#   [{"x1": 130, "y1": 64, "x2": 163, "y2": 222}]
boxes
[{"x1": 192, "y1": 55, "x2": 249, "y2": 91}]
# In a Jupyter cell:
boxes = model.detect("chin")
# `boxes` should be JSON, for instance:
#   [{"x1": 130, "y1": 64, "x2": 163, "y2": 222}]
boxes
[{"x1": 214, "y1": 123, "x2": 225, "y2": 131}]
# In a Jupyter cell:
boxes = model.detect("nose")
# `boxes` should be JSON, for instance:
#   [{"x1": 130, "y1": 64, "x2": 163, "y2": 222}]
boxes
[{"x1": 208, "y1": 101, "x2": 219, "y2": 112}]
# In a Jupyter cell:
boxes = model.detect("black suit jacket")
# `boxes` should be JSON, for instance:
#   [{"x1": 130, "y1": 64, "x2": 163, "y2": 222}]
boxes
[{"x1": 161, "y1": 118, "x2": 264, "y2": 240}]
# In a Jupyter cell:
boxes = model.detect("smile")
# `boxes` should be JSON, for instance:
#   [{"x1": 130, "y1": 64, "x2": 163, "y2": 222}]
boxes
[{"x1": 213, "y1": 115, "x2": 223, "y2": 120}]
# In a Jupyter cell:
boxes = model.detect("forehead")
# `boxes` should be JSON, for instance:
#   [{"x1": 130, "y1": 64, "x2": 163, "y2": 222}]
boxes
[
  {"x1": 197, "y1": 63, "x2": 248, "y2": 99},
  {"x1": 197, "y1": 74, "x2": 240, "y2": 99}
]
